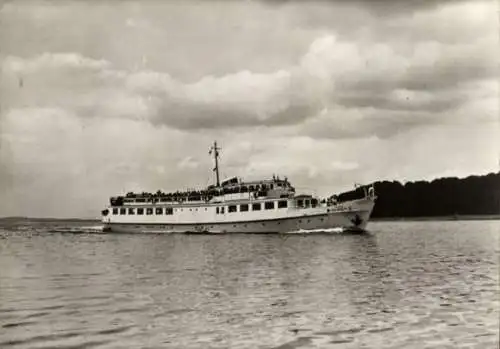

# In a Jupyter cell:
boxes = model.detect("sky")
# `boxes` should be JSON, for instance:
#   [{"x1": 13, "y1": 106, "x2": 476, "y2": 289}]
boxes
[{"x1": 0, "y1": 0, "x2": 498, "y2": 218}]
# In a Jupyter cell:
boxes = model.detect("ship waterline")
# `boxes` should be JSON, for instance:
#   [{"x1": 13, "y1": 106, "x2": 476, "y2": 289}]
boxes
[{"x1": 101, "y1": 141, "x2": 376, "y2": 234}]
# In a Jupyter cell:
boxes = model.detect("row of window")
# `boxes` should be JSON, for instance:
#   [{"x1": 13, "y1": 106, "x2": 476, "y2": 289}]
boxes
[
  {"x1": 112, "y1": 200, "x2": 290, "y2": 216},
  {"x1": 297, "y1": 199, "x2": 318, "y2": 208},
  {"x1": 216, "y1": 200, "x2": 287, "y2": 214},
  {"x1": 113, "y1": 207, "x2": 174, "y2": 215}
]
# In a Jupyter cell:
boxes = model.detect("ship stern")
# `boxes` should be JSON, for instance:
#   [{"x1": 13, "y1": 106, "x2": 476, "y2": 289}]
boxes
[{"x1": 101, "y1": 208, "x2": 112, "y2": 232}]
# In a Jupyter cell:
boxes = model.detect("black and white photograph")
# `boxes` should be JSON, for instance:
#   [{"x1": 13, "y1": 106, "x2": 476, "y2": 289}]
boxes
[{"x1": 0, "y1": 0, "x2": 498, "y2": 348}]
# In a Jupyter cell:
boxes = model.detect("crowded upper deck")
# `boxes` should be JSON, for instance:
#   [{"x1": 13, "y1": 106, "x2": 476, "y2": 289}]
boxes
[{"x1": 109, "y1": 175, "x2": 296, "y2": 207}]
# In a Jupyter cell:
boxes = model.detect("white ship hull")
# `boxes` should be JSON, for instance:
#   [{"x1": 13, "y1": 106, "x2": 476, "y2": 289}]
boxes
[{"x1": 102, "y1": 197, "x2": 375, "y2": 234}]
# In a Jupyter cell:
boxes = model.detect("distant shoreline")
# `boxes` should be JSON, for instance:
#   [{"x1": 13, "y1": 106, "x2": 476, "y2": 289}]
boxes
[{"x1": 0, "y1": 217, "x2": 101, "y2": 223}]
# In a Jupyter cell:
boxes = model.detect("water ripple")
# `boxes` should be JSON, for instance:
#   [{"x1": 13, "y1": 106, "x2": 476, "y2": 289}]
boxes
[
  {"x1": 0, "y1": 331, "x2": 82, "y2": 347},
  {"x1": 0, "y1": 220, "x2": 498, "y2": 348}
]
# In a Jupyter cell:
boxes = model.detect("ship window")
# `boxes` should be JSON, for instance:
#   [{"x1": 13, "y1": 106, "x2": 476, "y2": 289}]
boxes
[
  {"x1": 278, "y1": 200, "x2": 288, "y2": 209},
  {"x1": 270, "y1": 184, "x2": 274, "y2": 190},
  {"x1": 297, "y1": 199, "x2": 304, "y2": 208},
  {"x1": 220, "y1": 207, "x2": 225, "y2": 214},
  {"x1": 165, "y1": 207, "x2": 173, "y2": 215},
  {"x1": 252, "y1": 203, "x2": 261, "y2": 211},
  {"x1": 249, "y1": 185, "x2": 254, "y2": 191},
  {"x1": 112, "y1": 208, "x2": 118, "y2": 215},
  {"x1": 137, "y1": 208, "x2": 144, "y2": 215},
  {"x1": 136, "y1": 198, "x2": 146, "y2": 203},
  {"x1": 156, "y1": 207, "x2": 163, "y2": 215},
  {"x1": 216, "y1": 207, "x2": 219, "y2": 214},
  {"x1": 146, "y1": 208, "x2": 153, "y2": 215},
  {"x1": 120, "y1": 208, "x2": 126, "y2": 215},
  {"x1": 265, "y1": 201, "x2": 275, "y2": 210},
  {"x1": 311, "y1": 199, "x2": 318, "y2": 208},
  {"x1": 128, "y1": 208, "x2": 135, "y2": 215},
  {"x1": 240, "y1": 204, "x2": 249, "y2": 212},
  {"x1": 228, "y1": 205, "x2": 237, "y2": 213}
]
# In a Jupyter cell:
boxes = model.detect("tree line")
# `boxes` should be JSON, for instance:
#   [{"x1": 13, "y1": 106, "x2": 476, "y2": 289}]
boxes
[{"x1": 333, "y1": 172, "x2": 500, "y2": 218}]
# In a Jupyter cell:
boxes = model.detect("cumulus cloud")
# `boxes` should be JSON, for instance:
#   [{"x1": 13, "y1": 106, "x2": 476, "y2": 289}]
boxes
[
  {"x1": 1, "y1": 49, "x2": 321, "y2": 129},
  {"x1": 2, "y1": 25, "x2": 495, "y2": 137}
]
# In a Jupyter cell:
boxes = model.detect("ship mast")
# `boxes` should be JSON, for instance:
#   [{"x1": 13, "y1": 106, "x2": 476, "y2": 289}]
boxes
[{"x1": 209, "y1": 141, "x2": 221, "y2": 187}]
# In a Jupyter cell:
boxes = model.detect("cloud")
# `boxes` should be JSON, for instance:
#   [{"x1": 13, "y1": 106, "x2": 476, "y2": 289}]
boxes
[
  {"x1": 2, "y1": 24, "x2": 495, "y2": 138},
  {"x1": 126, "y1": 68, "x2": 320, "y2": 129},
  {"x1": 1, "y1": 50, "x2": 323, "y2": 129}
]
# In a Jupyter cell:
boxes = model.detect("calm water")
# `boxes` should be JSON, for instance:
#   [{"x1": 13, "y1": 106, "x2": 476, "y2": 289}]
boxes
[{"x1": 0, "y1": 220, "x2": 498, "y2": 349}]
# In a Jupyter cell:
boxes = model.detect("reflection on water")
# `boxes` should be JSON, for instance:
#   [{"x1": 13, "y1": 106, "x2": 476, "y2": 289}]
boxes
[{"x1": 0, "y1": 220, "x2": 498, "y2": 348}]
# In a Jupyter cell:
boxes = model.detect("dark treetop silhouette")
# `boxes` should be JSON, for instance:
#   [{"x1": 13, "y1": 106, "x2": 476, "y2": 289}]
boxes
[{"x1": 331, "y1": 172, "x2": 500, "y2": 218}]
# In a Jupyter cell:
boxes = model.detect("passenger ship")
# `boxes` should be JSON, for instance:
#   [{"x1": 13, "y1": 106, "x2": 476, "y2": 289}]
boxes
[{"x1": 101, "y1": 142, "x2": 376, "y2": 233}]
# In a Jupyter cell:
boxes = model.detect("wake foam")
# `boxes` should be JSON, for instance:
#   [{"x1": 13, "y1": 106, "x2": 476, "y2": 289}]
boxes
[
  {"x1": 48, "y1": 225, "x2": 104, "y2": 234},
  {"x1": 285, "y1": 227, "x2": 346, "y2": 234}
]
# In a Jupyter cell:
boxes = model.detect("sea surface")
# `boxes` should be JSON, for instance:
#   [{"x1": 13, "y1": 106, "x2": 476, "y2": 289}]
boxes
[{"x1": 0, "y1": 220, "x2": 498, "y2": 349}]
